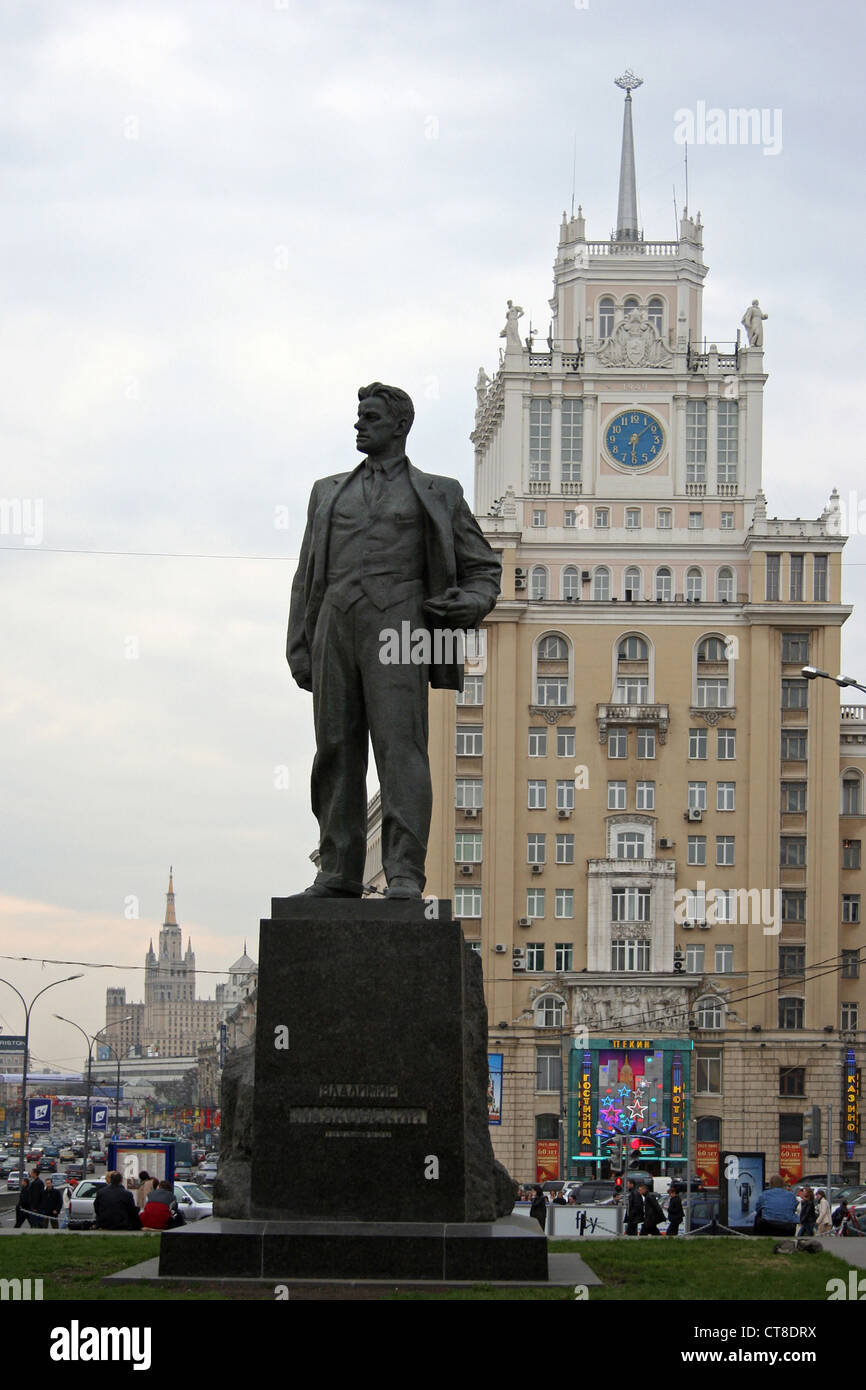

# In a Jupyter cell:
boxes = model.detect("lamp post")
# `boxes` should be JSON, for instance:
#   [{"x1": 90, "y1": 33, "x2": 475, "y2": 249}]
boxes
[
  {"x1": 0, "y1": 975, "x2": 83, "y2": 1185},
  {"x1": 802, "y1": 666, "x2": 866, "y2": 696},
  {"x1": 54, "y1": 1016, "x2": 133, "y2": 1168}
]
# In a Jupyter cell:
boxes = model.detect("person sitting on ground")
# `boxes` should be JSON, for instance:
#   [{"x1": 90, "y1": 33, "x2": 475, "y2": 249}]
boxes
[
  {"x1": 93, "y1": 1170, "x2": 142, "y2": 1231},
  {"x1": 141, "y1": 1179, "x2": 185, "y2": 1230},
  {"x1": 754, "y1": 1174, "x2": 798, "y2": 1236}
]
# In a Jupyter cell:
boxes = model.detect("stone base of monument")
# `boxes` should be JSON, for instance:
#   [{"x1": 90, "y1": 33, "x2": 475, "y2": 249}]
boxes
[{"x1": 158, "y1": 897, "x2": 547, "y2": 1284}]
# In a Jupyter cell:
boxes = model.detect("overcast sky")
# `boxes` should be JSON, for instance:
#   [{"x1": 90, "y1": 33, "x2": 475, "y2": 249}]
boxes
[{"x1": 1, "y1": 0, "x2": 864, "y2": 1073}]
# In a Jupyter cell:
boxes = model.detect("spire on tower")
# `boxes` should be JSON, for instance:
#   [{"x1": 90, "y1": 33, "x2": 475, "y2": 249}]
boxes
[
  {"x1": 614, "y1": 70, "x2": 643, "y2": 243},
  {"x1": 165, "y1": 867, "x2": 177, "y2": 926}
]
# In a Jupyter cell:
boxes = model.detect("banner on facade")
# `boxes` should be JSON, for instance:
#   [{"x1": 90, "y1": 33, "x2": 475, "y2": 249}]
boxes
[
  {"x1": 487, "y1": 1053, "x2": 503, "y2": 1125},
  {"x1": 536, "y1": 1140, "x2": 559, "y2": 1183},
  {"x1": 695, "y1": 1140, "x2": 719, "y2": 1188},
  {"x1": 0, "y1": 1036, "x2": 26, "y2": 1054},
  {"x1": 28, "y1": 1097, "x2": 51, "y2": 1132},
  {"x1": 779, "y1": 1142, "x2": 803, "y2": 1186}
]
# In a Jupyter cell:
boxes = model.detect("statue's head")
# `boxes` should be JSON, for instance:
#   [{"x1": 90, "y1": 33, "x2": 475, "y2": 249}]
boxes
[{"x1": 356, "y1": 382, "x2": 415, "y2": 455}]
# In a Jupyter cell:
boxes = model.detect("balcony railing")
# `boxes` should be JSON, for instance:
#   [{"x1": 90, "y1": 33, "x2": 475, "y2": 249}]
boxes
[{"x1": 597, "y1": 703, "x2": 670, "y2": 744}]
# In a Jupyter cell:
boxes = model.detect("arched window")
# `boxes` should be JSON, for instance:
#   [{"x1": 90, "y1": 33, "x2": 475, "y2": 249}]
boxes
[
  {"x1": 695, "y1": 996, "x2": 723, "y2": 1029},
  {"x1": 698, "y1": 636, "x2": 726, "y2": 661},
  {"x1": 539, "y1": 635, "x2": 568, "y2": 660},
  {"x1": 614, "y1": 634, "x2": 650, "y2": 702},
  {"x1": 534, "y1": 631, "x2": 571, "y2": 706},
  {"x1": 717, "y1": 567, "x2": 735, "y2": 602},
  {"x1": 842, "y1": 770, "x2": 864, "y2": 816},
  {"x1": 598, "y1": 297, "x2": 615, "y2": 340},
  {"x1": 624, "y1": 296, "x2": 639, "y2": 315},
  {"x1": 530, "y1": 566, "x2": 548, "y2": 601},
  {"x1": 618, "y1": 635, "x2": 648, "y2": 660},
  {"x1": 779, "y1": 996, "x2": 804, "y2": 1030},
  {"x1": 647, "y1": 297, "x2": 664, "y2": 335},
  {"x1": 695, "y1": 634, "x2": 732, "y2": 708},
  {"x1": 655, "y1": 567, "x2": 672, "y2": 602},
  {"x1": 562, "y1": 565, "x2": 579, "y2": 600},
  {"x1": 686, "y1": 567, "x2": 704, "y2": 601},
  {"x1": 624, "y1": 567, "x2": 642, "y2": 601},
  {"x1": 534, "y1": 994, "x2": 565, "y2": 1028},
  {"x1": 593, "y1": 567, "x2": 610, "y2": 601}
]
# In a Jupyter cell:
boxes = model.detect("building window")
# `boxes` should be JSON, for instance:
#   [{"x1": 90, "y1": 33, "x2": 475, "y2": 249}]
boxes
[
  {"x1": 562, "y1": 566, "x2": 580, "y2": 598},
  {"x1": 716, "y1": 836, "x2": 735, "y2": 866},
  {"x1": 842, "y1": 1002, "x2": 860, "y2": 1030},
  {"x1": 611, "y1": 939, "x2": 651, "y2": 971},
  {"x1": 527, "y1": 833, "x2": 546, "y2": 865},
  {"x1": 454, "y1": 886, "x2": 481, "y2": 917},
  {"x1": 536, "y1": 1045, "x2": 562, "y2": 1091},
  {"x1": 611, "y1": 887, "x2": 650, "y2": 922},
  {"x1": 688, "y1": 512, "x2": 704, "y2": 531},
  {"x1": 686, "y1": 400, "x2": 707, "y2": 482},
  {"x1": 625, "y1": 509, "x2": 642, "y2": 531},
  {"x1": 717, "y1": 782, "x2": 735, "y2": 812},
  {"x1": 637, "y1": 728, "x2": 655, "y2": 759},
  {"x1": 686, "y1": 944, "x2": 705, "y2": 973},
  {"x1": 608, "y1": 780, "x2": 627, "y2": 810},
  {"x1": 535, "y1": 995, "x2": 564, "y2": 1028},
  {"x1": 780, "y1": 781, "x2": 807, "y2": 813},
  {"x1": 716, "y1": 729, "x2": 736, "y2": 760},
  {"x1": 526, "y1": 940, "x2": 545, "y2": 970},
  {"x1": 843, "y1": 774, "x2": 864, "y2": 815},
  {"x1": 789, "y1": 554, "x2": 803, "y2": 601},
  {"x1": 843, "y1": 839, "x2": 861, "y2": 869},
  {"x1": 616, "y1": 674, "x2": 649, "y2": 703},
  {"x1": 530, "y1": 566, "x2": 548, "y2": 601},
  {"x1": 532, "y1": 509, "x2": 547, "y2": 528},
  {"x1": 623, "y1": 566, "x2": 642, "y2": 600},
  {"x1": 616, "y1": 831, "x2": 646, "y2": 860},
  {"x1": 695, "y1": 996, "x2": 723, "y2": 1029},
  {"x1": 781, "y1": 729, "x2": 807, "y2": 760},
  {"x1": 536, "y1": 677, "x2": 568, "y2": 705},
  {"x1": 688, "y1": 782, "x2": 708, "y2": 811},
  {"x1": 779, "y1": 945, "x2": 805, "y2": 977},
  {"x1": 686, "y1": 567, "x2": 703, "y2": 600},
  {"x1": 779, "y1": 1067, "x2": 805, "y2": 1097},
  {"x1": 455, "y1": 778, "x2": 483, "y2": 809},
  {"x1": 561, "y1": 399, "x2": 583, "y2": 483},
  {"x1": 779, "y1": 1113, "x2": 804, "y2": 1143},
  {"x1": 766, "y1": 553, "x2": 781, "y2": 601},
  {"x1": 716, "y1": 568, "x2": 735, "y2": 602},
  {"x1": 538, "y1": 633, "x2": 568, "y2": 660},
  {"x1": 529, "y1": 727, "x2": 547, "y2": 757},
  {"x1": 593, "y1": 567, "x2": 611, "y2": 601},
  {"x1": 527, "y1": 890, "x2": 546, "y2": 920},
  {"x1": 608, "y1": 730, "x2": 627, "y2": 759},
  {"x1": 456, "y1": 725, "x2": 483, "y2": 756},
  {"x1": 657, "y1": 510, "x2": 672, "y2": 530},
  {"x1": 555, "y1": 942, "x2": 573, "y2": 972},
  {"x1": 457, "y1": 675, "x2": 484, "y2": 706},
  {"x1": 697, "y1": 677, "x2": 729, "y2": 708},
  {"x1": 598, "y1": 297, "x2": 615, "y2": 340},
  {"x1": 647, "y1": 297, "x2": 664, "y2": 335},
  {"x1": 720, "y1": 511, "x2": 734, "y2": 529},
  {"x1": 556, "y1": 833, "x2": 574, "y2": 864},
  {"x1": 842, "y1": 894, "x2": 861, "y2": 924},
  {"x1": 455, "y1": 831, "x2": 482, "y2": 863},
  {"x1": 564, "y1": 511, "x2": 577, "y2": 530},
  {"x1": 594, "y1": 508, "x2": 610, "y2": 529},
  {"x1": 813, "y1": 554, "x2": 828, "y2": 601},
  {"x1": 781, "y1": 679, "x2": 808, "y2": 710},
  {"x1": 779, "y1": 997, "x2": 804, "y2": 1030},
  {"x1": 714, "y1": 944, "x2": 734, "y2": 973},
  {"x1": 782, "y1": 633, "x2": 809, "y2": 664},
  {"x1": 557, "y1": 727, "x2": 576, "y2": 757},
  {"x1": 689, "y1": 727, "x2": 708, "y2": 759},
  {"x1": 781, "y1": 891, "x2": 806, "y2": 923},
  {"x1": 780, "y1": 836, "x2": 806, "y2": 867},
  {"x1": 529, "y1": 399, "x2": 551, "y2": 480},
  {"x1": 555, "y1": 889, "x2": 574, "y2": 919},
  {"x1": 716, "y1": 400, "x2": 738, "y2": 485},
  {"x1": 688, "y1": 835, "x2": 707, "y2": 866},
  {"x1": 636, "y1": 780, "x2": 655, "y2": 810},
  {"x1": 556, "y1": 780, "x2": 575, "y2": 811},
  {"x1": 655, "y1": 566, "x2": 672, "y2": 600},
  {"x1": 696, "y1": 1051, "x2": 722, "y2": 1094},
  {"x1": 528, "y1": 780, "x2": 547, "y2": 810}
]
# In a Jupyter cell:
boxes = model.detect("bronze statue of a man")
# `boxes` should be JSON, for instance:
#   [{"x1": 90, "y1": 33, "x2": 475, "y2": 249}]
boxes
[{"x1": 287, "y1": 383, "x2": 501, "y2": 899}]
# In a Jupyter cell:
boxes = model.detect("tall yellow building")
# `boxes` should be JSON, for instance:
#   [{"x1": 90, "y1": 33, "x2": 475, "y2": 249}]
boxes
[{"x1": 424, "y1": 77, "x2": 864, "y2": 1188}]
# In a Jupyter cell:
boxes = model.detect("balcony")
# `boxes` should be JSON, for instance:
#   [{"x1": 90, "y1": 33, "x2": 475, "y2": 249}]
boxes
[{"x1": 597, "y1": 703, "x2": 670, "y2": 744}]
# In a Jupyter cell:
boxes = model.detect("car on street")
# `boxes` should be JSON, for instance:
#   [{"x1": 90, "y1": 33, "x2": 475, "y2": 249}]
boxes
[
  {"x1": 69, "y1": 1178, "x2": 213, "y2": 1228},
  {"x1": 36, "y1": 1156, "x2": 58, "y2": 1173},
  {"x1": 568, "y1": 1180, "x2": 619, "y2": 1205},
  {"x1": 5, "y1": 1171, "x2": 23, "y2": 1190}
]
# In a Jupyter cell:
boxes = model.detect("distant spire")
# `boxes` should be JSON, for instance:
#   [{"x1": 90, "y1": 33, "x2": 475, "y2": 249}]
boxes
[
  {"x1": 165, "y1": 867, "x2": 177, "y2": 926},
  {"x1": 614, "y1": 70, "x2": 643, "y2": 242}
]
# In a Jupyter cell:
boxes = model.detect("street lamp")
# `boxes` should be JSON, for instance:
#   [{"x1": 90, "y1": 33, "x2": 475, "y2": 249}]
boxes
[
  {"x1": 54, "y1": 1016, "x2": 133, "y2": 1167},
  {"x1": 0, "y1": 975, "x2": 83, "y2": 1185},
  {"x1": 802, "y1": 666, "x2": 866, "y2": 695}
]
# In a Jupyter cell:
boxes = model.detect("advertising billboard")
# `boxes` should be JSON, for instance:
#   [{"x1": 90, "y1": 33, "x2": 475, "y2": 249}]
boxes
[
  {"x1": 720, "y1": 1152, "x2": 765, "y2": 1231},
  {"x1": 487, "y1": 1053, "x2": 502, "y2": 1125}
]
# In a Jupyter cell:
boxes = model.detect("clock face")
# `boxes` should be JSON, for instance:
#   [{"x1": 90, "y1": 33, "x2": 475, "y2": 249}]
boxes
[{"x1": 604, "y1": 409, "x2": 665, "y2": 468}]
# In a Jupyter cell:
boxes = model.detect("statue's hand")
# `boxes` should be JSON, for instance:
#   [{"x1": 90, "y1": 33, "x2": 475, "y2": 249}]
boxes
[
  {"x1": 425, "y1": 588, "x2": 481, "y2": 628},
  {"x1": 292, "y1": 667, "x2": 313, "y2": 693}
]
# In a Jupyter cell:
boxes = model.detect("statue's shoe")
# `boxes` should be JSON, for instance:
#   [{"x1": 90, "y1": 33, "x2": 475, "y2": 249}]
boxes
[
  {"x1": 301, "y1": 884, "x2": 361, "y2": 898},
  {"x1": 385, "y1": 878, "x2": 423, "y2": 899}
]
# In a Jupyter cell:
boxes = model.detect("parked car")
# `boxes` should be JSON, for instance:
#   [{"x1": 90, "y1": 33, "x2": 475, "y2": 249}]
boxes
[
  {"x1": 69, "y1": 1178, "x2": 213, "y2": 1229},
  {"x1": 5, "y1": 1171, "x2": 24, "y2": 1190},
  {"x1": 569, "y1": 1180, "x2": 619, "y2": 1205}
]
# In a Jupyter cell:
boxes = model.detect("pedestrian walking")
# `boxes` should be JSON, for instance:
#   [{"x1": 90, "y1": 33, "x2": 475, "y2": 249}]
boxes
[
  {"x1": 624, "y1": 1179, "x2": 644, "y2": 1236},
  {"x1": 797, "y1": 1186, "x2": 817, "y2": 1238},
  {"x1": 666, "y1": 1185, "x2": 684, "y2": 1237},
  {"x1": 14, "y1": 1177, "x2": 31, "y2": 1229},
  {"x1": 815, "y1": 1190, "x2": 832, "y2": 1236},
  {"x1": 41, "y1": 1178, "x2": 63, "y2": 1230},
  {"x1": 639, "y1": 1184, "x2": 665, "y2": 1235},
  {"x1": 529, "y1": 1186, "x2": 547, "y2": 1232}
]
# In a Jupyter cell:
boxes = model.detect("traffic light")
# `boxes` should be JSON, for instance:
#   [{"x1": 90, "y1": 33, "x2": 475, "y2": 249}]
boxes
[
  {"x1": 609, "y1": 1137, "x2": 624, "y2": 1173},
  {"x1": 805, "y1": 1105, "x2": 822, "y2": 1158}
]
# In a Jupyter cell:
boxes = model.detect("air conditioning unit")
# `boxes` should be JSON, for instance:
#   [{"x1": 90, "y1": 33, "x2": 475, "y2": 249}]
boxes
[
  {"x1": 581, "y1": 571, "x2": 591, "y2": 582},
  {"x1": 558, "y1": 808, "x2": 572, "y2": 819},
  {"x1": 686, "y1": 808, "x2": 703, "y2": 822},
  {"x1": 494, "y1": 943, "x2": 507, "y2": 954},
  {"x1": 517, "y1": 917, "x2": 531, "y2": 928},
  {"x1": 513, "y1": 959, "x2": 527, "y2": 971},
  {"x1": 659, "y1": 837, "x2": 673, "y2": 849},
  {"x1": 464, "y1": 807, "x2": 479, "y2": 819},
  {"x1": 515, "y1": 567, "x2": 527, "y2": 591},
  {"x1": 682, "y1": 921, "x2": 696, "y2": 930},
  {"x1": 513, "y1": 947, "x2": 526, "y2": 958},
  {"x1": 515, "y1": 577, "x2": 527, "y2": 591},
  {"x1": 531, "y1": 864, "x2": 543, "y2": 875},
  {"x1": 460, "y1": 864, "x2": 474, "y2": 876},
  {"x1": 697, "y1": 921, "x2": 711, "y2": 931}
]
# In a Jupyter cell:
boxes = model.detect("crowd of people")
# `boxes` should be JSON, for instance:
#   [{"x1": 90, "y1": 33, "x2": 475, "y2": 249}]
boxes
[{"x1": 13, "y1": 1165, "x2": 186, "y2": 1231}]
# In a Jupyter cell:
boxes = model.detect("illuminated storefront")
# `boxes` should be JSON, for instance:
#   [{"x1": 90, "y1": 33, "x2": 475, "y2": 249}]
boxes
[{"x1": 566, "y1": 1038, "x2": 693, "y2": 1178}]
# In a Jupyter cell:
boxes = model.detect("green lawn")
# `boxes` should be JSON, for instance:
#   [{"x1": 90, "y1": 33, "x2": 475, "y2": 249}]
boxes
[{"x1": 0, "y1": 1233, "x2": 857, "y2": 1301}]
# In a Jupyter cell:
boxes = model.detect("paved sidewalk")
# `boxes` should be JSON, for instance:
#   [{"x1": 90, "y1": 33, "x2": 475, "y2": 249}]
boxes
[{"x1": 820, "y1": 1235, "x2": 866, "y2": 1268}]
